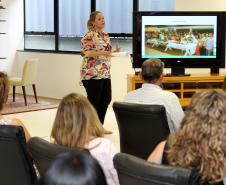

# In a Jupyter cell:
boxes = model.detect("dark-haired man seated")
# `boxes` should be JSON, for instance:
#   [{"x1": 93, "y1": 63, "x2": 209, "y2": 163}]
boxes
[{"x1": 124, "y1": 58, "x2": 184, "y2": 133}]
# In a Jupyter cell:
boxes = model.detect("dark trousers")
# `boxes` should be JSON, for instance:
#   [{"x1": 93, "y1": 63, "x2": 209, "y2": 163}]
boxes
[{"x1": 82, "y1": 79, "x2": 112, "y2": 124}]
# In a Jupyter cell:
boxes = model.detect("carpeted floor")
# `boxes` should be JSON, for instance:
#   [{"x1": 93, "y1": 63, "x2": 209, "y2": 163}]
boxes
[{"x1": 2, "y1": 94, "x2": 60, "y2": 115}]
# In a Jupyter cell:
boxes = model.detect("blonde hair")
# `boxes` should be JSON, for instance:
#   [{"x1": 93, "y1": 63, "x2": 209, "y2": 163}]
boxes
[
  {"x1": 51, "y1": 93, "x2": 104, "y2": 148},
  {"x1": 167, "y1": 90, "x2": 226, "y2": 184},
  {"x1": 87, "y1": 11, "x2": 102, "y2": 31},
  {"x1": 0, "y1": 72, "x2": 9, "y2": 111}
]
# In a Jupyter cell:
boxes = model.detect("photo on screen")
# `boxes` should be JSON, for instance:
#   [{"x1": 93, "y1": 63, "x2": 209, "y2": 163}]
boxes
[{"x1": 142, "y1": 16, "x2": 217, "y2": 59}]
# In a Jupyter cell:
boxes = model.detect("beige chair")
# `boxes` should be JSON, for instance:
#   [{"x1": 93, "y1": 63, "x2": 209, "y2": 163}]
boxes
[{"x1": 10, "y1": 59, "x2": 38, "y2": 106}]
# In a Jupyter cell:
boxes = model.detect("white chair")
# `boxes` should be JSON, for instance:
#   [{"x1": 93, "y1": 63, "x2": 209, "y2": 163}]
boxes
[{"x1": 10, "y1": 59, "x2": 38, "y2": 106}]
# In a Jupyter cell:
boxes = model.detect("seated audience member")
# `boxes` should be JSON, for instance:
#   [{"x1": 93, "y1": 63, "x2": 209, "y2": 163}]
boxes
[
  {"x1": 124, "y1": 58, "x2": 184, "y2": 132},
  {"x1": 51, "y1": 93, "x2": 119, "y2": 185},
  {"x1": 38, "y1": 151, "x2": 108, "y2": 185},
  {"x1": 0, "y1": 72, "x2": 30, "y2": 141},
  {"x1": 148, "y1": 90, "x2": 226, "y2": 185}
]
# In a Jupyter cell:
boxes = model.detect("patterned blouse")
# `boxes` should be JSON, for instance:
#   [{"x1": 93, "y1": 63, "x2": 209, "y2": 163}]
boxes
[{"x1": 80, "y1": 30, "x2": 112, "y2": 80}]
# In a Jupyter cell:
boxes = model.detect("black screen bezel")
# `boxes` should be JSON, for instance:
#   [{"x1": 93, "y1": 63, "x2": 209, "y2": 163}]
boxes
[{"x1": 132, "y1": 11, "x2": 226, "y2": 69}]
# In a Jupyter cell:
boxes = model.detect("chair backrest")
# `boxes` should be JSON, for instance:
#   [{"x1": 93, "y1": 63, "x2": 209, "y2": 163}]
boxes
[
  {"x1": 27, "y1": 137, "x2": 89, "y2": 176},
  {"x1": 113, "y1": 102, "x2": 170, "y2": 159},
  {"x1": 22, "y1": 58, "x2": 38, "y2": 85},
  {"x1": 113, "y1": 153, "x2": 192, "y2": 185},
  {"x1": 0, "y1": 125, "x2": 37, "y2": 185}
]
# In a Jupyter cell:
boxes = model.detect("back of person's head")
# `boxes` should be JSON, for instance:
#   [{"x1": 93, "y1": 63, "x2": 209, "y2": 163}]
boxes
[
  {"x1": 38, "y1": 151, "x2": 108, "y2": 185},
  {"x1": 167, "y1": 90, "x2": 226, "y2": 184},
  {"x1": 141, "y1": 58, "x2": 164, "y2": 83},
  {"x1": 51, "y1": 93, "x2": 104, "y2": 148},
  {"x1": 0, "y1": 72, "x2": 9, "y2": 111},
  {"x1": 87, "y1": 11, "x2": 102, "y2": 31}
]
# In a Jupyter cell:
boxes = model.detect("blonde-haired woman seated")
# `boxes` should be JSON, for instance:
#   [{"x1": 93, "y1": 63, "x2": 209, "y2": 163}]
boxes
[
  {"x1": 148, "y1": 90, "x2": 226, "y2": 185},
  {"x1": 51, "y1": 93, "x2": 119, "y2": 185},
  {"x1": 0, "y1": 72, "x2": 30, "y2": 141}
]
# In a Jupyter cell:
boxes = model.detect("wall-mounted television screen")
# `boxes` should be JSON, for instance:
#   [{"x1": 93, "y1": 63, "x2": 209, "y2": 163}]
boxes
[{"x1": 133, "y1": 11, "x2": 226, "y2": 75}]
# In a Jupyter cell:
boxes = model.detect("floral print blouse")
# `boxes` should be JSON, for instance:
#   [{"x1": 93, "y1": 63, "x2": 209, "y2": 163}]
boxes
[{"x1": 81, "y1": 30, "x2": 112, "y2": 80}]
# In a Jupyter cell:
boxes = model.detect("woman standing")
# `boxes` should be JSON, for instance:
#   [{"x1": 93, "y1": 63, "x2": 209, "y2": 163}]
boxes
[{"x1": 81, "y1": 11, "x2": 120, "y2": 134}]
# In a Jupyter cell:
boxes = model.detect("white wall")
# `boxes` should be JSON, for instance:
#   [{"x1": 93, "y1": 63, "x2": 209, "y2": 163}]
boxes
[
  {"x1": 15, "y1": 51, "x2": 134, "y2": 100},
  {"x1": 2, "y1": 0, "x2": 226, "y2": 100},
  {"x1": 176, "y1": 0, "x2": 226, "y2": 11},
  {"x1": 0, "y1": 0, "x2": 23, "y2": 74}
]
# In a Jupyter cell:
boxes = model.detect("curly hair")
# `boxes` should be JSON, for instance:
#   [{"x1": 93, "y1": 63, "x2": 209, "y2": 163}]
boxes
[
  {"x1": 51, "y1": 93, "x2": 104, "y2": 148},
  {"x1": 0, "y1": 72, "x2": 9, "y2": 111},
  {"x1": 167, "y1": 90, "x2": 226, "y2": 184}
]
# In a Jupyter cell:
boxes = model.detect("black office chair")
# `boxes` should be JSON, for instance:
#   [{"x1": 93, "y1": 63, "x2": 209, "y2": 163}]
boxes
[
  {"x1": 113, "y1": 153, "x2": 192, "y2": 185},
  {"x1": 113, "y1": 102, "x2": 170, "y2": 159},
  {"x1": 27, "y1": 137, "x2": 89, "y2": 176},
  {"x1": 0, "y1": 125, "x2": 37, "y2": 185}
]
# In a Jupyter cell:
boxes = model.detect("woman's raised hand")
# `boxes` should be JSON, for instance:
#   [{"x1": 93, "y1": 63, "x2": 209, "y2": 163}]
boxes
[{"x1": 113, "y1": 42, "x2": 121, "y2": 52}]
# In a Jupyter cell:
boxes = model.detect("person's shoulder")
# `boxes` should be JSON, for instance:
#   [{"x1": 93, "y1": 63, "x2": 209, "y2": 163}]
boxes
[
  {"x1": 125, "y1": 90, "x2": 136, "y2": 96},
  {"x1": 160, "y1": 90, "x2": 181, "y2": 106},
  {"x1": 97, "y1": 138, "x2": 118, "y2": 155},
  {"x1": 124, "y1": 89, "x2": 140, "y2": 101},
  {"x1": 10, "y1": 118, "x2": 23, "y2": 126},
  {"x1": 95, "y1": 137, "x2": 113, "y2": 146},
  {"x1": 83, "y1": 31, "x2": 96, "y2": 38},
  {"x1": 97, "y1": 137, "x2": 116, "y2": 149},
  {"x1": 0, "y1": 117, "x2": 22, "y2": 125},
  {"x1": 89, "y1": 137, "x2": 117, "y2": 153},
  {"x1": 127, "y1": 88, "x2": 141, "y2": 95},
  {"x1": 162, "y1": 90, "x2": 179, "y2": 99}
]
